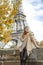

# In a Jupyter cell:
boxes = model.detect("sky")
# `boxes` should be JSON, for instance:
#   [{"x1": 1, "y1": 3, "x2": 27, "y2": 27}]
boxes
[{"x1": 22, "y1": 0, "x2": 43, "y2": 41}]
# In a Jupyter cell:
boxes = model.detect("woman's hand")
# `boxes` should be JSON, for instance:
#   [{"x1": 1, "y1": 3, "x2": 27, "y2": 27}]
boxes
[
  {"x1": 36, "y1": 45, "x2": 40, "y2": 49},
  {"x1": 36, "y1": 42, "x2": 41, "y2": 49}
]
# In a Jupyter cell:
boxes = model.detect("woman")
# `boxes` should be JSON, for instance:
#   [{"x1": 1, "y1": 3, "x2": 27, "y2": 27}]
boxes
[{"x1": 18, "y1": 26, "x2": 40, "y2": 65}]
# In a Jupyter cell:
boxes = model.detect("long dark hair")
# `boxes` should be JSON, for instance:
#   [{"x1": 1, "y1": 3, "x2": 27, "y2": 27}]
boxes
[{"x1": 22, "y1": 26, "x2": 29, "y2": 38}]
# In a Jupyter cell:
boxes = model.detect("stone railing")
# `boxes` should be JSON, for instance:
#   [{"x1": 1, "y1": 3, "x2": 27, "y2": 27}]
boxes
[{"x1": 0, "y1": 48, "x2": 43, "y2": 65}]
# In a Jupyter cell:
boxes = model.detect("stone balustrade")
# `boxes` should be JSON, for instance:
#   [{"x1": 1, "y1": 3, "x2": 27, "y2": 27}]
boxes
[{"x1": 0, "y1": 48, "x2": 43, "y2": 65}]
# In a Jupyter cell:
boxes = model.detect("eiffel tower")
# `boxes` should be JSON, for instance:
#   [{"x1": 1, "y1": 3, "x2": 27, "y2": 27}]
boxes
[
  {"x1": 11, "y1": 0, "x2": 27, "y2": 40},
  {"x1": 12, "y1": 0, "x2": 27, "y2": 33}
]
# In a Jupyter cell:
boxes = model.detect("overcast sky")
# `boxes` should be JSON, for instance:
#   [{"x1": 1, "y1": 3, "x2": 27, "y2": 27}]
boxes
[{"x1": 22, "y1": 0, "x2": 43, "y2": 41}]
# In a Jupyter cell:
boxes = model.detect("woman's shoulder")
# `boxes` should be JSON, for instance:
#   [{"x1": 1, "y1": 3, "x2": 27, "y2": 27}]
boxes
[{"x1": 29, "y1": 31, "x2": 34, "y2": 35}]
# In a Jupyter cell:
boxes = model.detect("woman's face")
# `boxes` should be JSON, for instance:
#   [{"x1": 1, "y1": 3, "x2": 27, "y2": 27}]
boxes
[{"x1": 24, "y1": 27, "x2": 29, "y2": 33}]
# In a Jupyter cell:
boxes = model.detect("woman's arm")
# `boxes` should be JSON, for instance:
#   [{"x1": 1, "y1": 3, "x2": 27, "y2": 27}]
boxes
[
  {"x1": 17, "y1": 33, "x2": 27, "y2": 52},
  {"x1": 20, "y1": 33, "x2": 27, "y2": 42},
  {"x1": 30, "y1": 32, "x2": 40, "y2": 48},
  {"x1": 20, "y1": 35, "x2": 26, "y2": 42}
]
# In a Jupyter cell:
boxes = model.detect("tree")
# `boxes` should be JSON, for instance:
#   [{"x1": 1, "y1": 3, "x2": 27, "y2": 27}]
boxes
[
  {"x1": 0, "y1": 0, "x2": 21, "y2": 44},
  {"x1": 40, "y1": 40, "x2": 43, "y2": 48}
]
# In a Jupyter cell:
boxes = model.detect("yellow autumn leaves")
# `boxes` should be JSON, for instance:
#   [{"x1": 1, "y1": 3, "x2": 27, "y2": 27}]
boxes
[
  {"x1": 0, "y1": 0, "x2": 21, "y2": 21},
  {"x1": 0, "y1": 0, "x2": 21, "y2": 44}
]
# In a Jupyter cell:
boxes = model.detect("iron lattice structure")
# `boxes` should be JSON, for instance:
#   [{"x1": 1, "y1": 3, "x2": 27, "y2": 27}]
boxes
[{"x1": 12, "y1": 0, "x2": 27, "y2": 33}]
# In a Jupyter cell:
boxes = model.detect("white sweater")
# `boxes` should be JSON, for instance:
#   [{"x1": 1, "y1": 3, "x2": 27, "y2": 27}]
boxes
[{"x1": 19, "y1": 31, "x2": 38, "y2": 56}]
